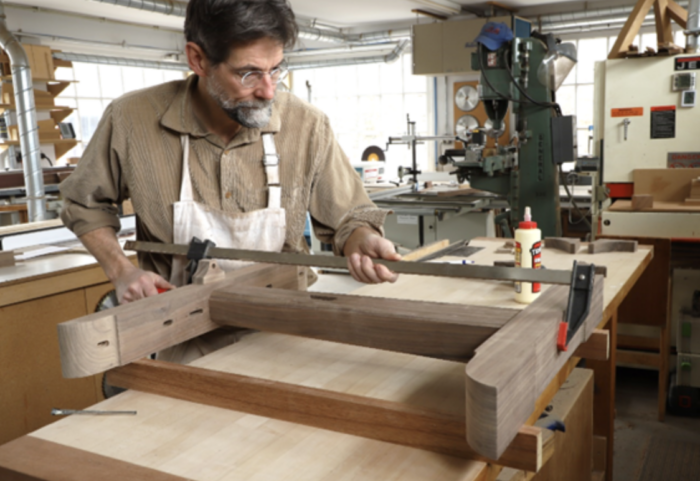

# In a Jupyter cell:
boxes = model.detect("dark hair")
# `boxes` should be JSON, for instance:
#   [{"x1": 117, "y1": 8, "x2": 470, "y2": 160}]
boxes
[{"x1": 185, "y1": 0, "x2": 298, "y2": 66}]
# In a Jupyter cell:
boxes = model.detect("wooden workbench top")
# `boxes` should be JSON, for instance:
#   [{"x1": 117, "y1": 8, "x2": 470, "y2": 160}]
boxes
[{"x1": 0, "y1": 237, "x2": 653, "y2": 481}]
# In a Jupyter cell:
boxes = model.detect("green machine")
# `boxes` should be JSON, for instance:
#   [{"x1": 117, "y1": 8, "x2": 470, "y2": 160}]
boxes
[{"x1": 443, "y1": 28, "x2": 578, "y2": 237}]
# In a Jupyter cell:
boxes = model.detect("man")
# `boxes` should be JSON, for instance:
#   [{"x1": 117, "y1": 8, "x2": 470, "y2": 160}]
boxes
[{"x1": 60, "y1": 0, "x2": 400, "y2": 308}]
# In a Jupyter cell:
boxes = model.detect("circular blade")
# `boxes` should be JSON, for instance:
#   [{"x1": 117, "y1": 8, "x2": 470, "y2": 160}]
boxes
[
  {"x1": 455, "y1": 85, "x2": 479, "y2": 112},
  {"x1": 95, "y1": 289, "x2": 119, "y2": 312},
  {"x1": 455, "y1": 115, "x2": 480, "y2": 139}
]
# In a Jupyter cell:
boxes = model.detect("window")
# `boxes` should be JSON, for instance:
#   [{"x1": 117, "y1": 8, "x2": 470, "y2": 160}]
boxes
[
  {"x1": 290, "y1": 53, "x2": 429, "y2": 178},
  {"x1": 55, "y1": 63, "x2": 185, "y2": 159}
]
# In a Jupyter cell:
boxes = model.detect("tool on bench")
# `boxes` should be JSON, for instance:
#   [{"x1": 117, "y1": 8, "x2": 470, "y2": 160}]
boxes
[
  {"x1": 52, "y1": 408, "x2": 137, "y2": 416},
  {"x1": 124, "y1": 238, "x2": 598, "y2": 352}
]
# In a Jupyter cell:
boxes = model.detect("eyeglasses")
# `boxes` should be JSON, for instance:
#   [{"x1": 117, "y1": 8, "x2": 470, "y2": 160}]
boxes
[{"x1": 228, "y1": 62, "x2": 289, "y2": 89}]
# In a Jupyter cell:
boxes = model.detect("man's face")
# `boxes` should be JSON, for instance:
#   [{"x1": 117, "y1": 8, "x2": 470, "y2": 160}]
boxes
[{"x1": 205, "y1": 37, "x2": 285, "y2": 129}]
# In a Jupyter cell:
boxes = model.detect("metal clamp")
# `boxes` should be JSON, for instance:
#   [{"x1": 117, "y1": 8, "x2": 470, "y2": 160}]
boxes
[{"x1": 557, "y1": 260, "x2": 596, "y2": 352}]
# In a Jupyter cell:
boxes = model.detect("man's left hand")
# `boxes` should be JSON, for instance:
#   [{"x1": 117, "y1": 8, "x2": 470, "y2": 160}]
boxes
[{"x1": 343, "y1": 227, "x2": 401, "y2": 284}]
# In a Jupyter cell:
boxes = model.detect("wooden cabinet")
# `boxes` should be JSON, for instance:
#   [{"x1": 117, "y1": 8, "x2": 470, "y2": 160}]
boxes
[{"x1": 0, "y1": 257, "x2": 128, "y2": 446}]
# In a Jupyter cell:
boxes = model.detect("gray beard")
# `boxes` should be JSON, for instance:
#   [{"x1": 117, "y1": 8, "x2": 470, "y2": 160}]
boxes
[{"x1": 206, "y1": 75, "x2": 273, "y2": 128}]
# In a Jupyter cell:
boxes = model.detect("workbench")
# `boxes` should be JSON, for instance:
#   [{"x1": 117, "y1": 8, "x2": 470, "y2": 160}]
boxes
[
  {"x1": 0, "y1": 231, "x2": 136, "y2": 446},
  {"x1": 0, "y1": 238, "x2": 651, "y2": 481}
]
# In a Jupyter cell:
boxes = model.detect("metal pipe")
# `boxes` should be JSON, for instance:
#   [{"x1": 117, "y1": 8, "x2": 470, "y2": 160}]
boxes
[
  {"x1": 289, "y1": 40, "x2": 408, "y2": 70},
  {"x1": 89, "y1": 0, "x2": 187, "y2": 16},
  {"x1": 287, "y1": 42, "x2": 398, "y2": 58},
  {"x1": 53, "y1": 52, "x2": 189, "y2": 71},
  {"x1": 0, "y1": 1, "x2": 46, "y2": 221},
  {"x1": 687, "y1": 0, "x2": 700, "y2": 52}
]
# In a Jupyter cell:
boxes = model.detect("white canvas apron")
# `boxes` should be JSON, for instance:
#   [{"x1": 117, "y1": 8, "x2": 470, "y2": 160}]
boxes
[
  {"x1": 169, "y1": 133, "x2": 286, "y2": 286},
  {"x1": 158, "y1": 133, "x2": 286, "y2": 363}
]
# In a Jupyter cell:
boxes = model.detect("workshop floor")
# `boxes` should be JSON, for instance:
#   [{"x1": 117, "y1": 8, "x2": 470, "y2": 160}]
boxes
[{"x1": 614, "y1": 367, "x2": 700, "y2": 481}]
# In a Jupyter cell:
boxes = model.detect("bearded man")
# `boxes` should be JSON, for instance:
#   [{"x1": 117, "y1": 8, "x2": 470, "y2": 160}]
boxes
[{"x1": 60, "y1": 0, "x2": 400, "y2": 362}]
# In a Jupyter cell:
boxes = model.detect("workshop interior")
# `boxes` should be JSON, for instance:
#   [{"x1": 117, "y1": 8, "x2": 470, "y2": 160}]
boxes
[{"x1": 1, "y1": 0, "x2": 700, "y2": 480}]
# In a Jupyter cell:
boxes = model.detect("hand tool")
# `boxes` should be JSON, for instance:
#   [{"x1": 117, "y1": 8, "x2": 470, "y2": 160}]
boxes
[{"x1": 52, "y1": 408, "x2": 137, "y2": 416}]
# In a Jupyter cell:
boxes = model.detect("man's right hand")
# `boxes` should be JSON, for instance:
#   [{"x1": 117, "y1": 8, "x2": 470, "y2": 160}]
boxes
[
  {"x1": 77, "y1": 227, "x2": 176, "y2": 305},
  {"x1": 114, "y1": 264, "x2": 175, "y2": 304}
]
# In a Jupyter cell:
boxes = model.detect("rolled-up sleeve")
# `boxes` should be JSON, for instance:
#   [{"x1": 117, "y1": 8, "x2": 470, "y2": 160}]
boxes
[
  {"x1": 60, "y1": 103, "x2": 126, "y2": 237},
  {"x1": 308, "y1": 116, "x2": 389, "y2": 255}
]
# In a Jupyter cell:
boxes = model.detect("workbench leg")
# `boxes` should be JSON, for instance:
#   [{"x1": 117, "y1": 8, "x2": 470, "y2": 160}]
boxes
[
  {"x1": 588, "y1": 310, "x2": 617, "y2": 481},
  {"x1": 658, "y1": 277, "x2": 672, "y2": 422}
]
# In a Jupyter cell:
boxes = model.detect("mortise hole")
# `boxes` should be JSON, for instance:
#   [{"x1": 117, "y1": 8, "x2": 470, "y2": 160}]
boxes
[
  {"x1": 98, "y1": 340, "x2": 110, "y2": 347},
  {"x1": 266, "y1": 284, "x2": 273, "y2": 288},
  {"x1": 163, "y1": 320, "x2": 173, "y2": 326},
  {"x1": 310, "y1": 294, "x2": 337, "y2": 302},
  {"x1": 189, "y1": 309, "x2": 203, "y2": 316}
]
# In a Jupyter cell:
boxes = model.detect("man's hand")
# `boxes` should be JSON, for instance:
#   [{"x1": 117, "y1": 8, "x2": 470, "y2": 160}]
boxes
[
  {"x1": 343, "y1": 227, "x2": 401, "y2": 284},
  {"x1": 78, "y1": 227, "x2": 175, "y2": 304},
  {"x1": 114, "y1": 263, "x2": 175, "y2": 304}
]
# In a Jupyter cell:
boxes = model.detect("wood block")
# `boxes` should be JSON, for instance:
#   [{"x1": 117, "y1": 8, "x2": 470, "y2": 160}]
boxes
[
  {"x1": 543, "y1": 237, "x2": 580, "y2": 254},
  {"x1": 588, "y1": 239, "x2": 637, "y2": 254},
  {"x1": 465, "y1": 276, "x2": 603, "y2": 460},
  {"x1": 107, "y1": 359, "x2": 545, "y2": 471},
  {"x1": 57, "y1": 264, "x2": 303, "y2": 378},
  {"x1": 0, "y1": 250, "x2": 15, "y2": 268},
  {"x1": 572, "y1": 329, "x2": 609, "y2": 361},
  {"x1": 209, "y1": 285, "x2": 517, "y2": 362},
  {"x1": 531, "y1": 369, "x2": 593, "y2": 481},
  {"x1": 631, "y1": 194, "x2": 654, "y2": 210},
  {"x1": 633, "y1": 169, "x2": 700, "y2": 203}
]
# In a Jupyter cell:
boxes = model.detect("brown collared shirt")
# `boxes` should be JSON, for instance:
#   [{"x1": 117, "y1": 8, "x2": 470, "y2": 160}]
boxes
[{"x1": 60, "y1": 76, "x2": 388, "y2": 278}]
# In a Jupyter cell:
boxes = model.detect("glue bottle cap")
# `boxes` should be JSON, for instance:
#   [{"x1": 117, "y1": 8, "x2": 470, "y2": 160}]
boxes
[{"x1": 519, "y1": 206, "x2": 537, "y2": 229}]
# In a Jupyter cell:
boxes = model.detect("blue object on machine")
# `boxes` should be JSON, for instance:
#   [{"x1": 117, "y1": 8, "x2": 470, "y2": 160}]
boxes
[{"x1": 473, "y1": 22, "x2": 514, "y2": 51}]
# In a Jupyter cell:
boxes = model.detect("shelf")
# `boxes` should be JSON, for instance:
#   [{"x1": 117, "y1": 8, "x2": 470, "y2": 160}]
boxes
[
  {"x1": 0, "y1": 76, "x2": 77, "y2": 84},
  {"x1": 0, "y1": 138, "x2": 78, "y2": 160},
  {"x1": 0, "y1": 105, "x2": 74, "y2": 123}
]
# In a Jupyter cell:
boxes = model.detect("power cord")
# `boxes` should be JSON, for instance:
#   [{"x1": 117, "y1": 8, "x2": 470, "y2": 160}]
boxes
[{"x1": 559, "y1": 166, "x2": 591, "y2": 228}]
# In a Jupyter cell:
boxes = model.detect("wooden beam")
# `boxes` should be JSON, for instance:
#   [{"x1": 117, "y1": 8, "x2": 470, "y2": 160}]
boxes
[
  {"x1": 667, "y1": 0, "x2": 688, "y2": 28},
  {"x1": 654, "y1": 0, "x2": 674, "y2": 45},
  {"x1": 209, "y1": 285, "x2": 517, "y2": 362},
  {"x1": 616, "y1": 349, "x2": 660, "y2": 367},
  {"x1": 57, "y1": 264, "x2": 304, "y2": 378},
  {"x1": 209, "y1": 286, "x2": 608, "y2": 362},
  {"x1": 465, "y1": 276, "x2": 604, "y2": 460},
  {"x1": 107, "y1": 359, "x2": 545, "y2": 472},
  {"x1": 608, "y1": 0, "x2": 656, "y2": 59},
  {"x1": 588, "y1": 239, "x2": 638, "y2": 254},
  {"x1": 543, "y1": 237, "x2": 580, "y2": 254},
  {"x1": 0, "y1": 436, "x2": 190, "y2": 481},
  {"x1": 632, "y1": 194, "x2": 654, "y2": 211}
]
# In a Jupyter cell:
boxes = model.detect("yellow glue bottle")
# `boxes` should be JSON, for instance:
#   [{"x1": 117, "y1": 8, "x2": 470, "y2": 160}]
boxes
[{"x1": 514, "y1": 206, "x2": 542, "y2": 304}]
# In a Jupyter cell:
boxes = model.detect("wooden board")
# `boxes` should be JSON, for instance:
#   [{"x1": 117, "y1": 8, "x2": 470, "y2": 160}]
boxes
[
  {"x1": 58, "y1": 264, "x2": 304, "y2": 378},
  {"x1": 29, "y1": 334, "x2": 493, "y2": 481},
  {"x1": 107, "y1": 359, "x2": 544, "y2": 471},
  {"x1": 608, "y1": 0, "x2": 656, "y2": 59},
  {"x1": 464, "y1": 275, "x2": 603, "y2": 460},
  {"x1": 0, "y1": 436, "x2": 188, "y2": 481},
  {"x1": 209, "y1": 285, "x2": 516, "y2": 362},
  {"x1": 609, "y1": 199, "x2": 700, "y2": 212},
  {"x1": 633, "y1": 168, "x2": 700, "y2": 202},
  {"x1": 532, "y1": 369, "x2": 593, "y2": 481}
]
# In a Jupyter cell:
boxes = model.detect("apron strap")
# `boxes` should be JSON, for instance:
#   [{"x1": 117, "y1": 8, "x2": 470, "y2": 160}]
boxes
[
  {"x1": 179, "y1": 135, "x2": 194, "y2": 202},
  {"x1": 262, "y1": 133, "x2": 281, "y2": 209}
]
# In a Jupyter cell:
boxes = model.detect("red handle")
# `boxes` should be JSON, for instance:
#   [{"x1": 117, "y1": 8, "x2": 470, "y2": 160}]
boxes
[{"x1": 557, "y1": 322, "x2": 568, "y2": 352}]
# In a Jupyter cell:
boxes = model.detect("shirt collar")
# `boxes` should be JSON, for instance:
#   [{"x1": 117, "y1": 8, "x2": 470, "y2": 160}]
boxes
[{"x1": 160, "y1": 75, "x2": 282, "y2": 146}]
